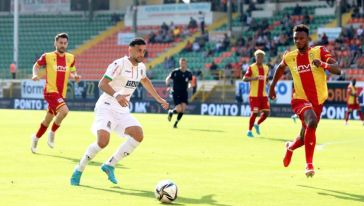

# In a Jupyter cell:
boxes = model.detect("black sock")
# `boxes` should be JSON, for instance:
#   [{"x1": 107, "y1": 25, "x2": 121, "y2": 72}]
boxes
[
  {"x1": 177, "y1": 113, "x2": 184, "y2": 121},
  {"x1": 173, "y1": 109, "x2": 178, "y2": 114}
]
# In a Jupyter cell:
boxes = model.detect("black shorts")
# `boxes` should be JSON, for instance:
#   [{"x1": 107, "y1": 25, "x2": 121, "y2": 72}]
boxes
[{"x1": 173, "y1": 91, "x2": 188, "y2": 105}]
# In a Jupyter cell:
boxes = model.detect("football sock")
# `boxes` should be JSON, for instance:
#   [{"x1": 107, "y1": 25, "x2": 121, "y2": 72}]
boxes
[
  {"x1": 289, "y1": 136, "x2": 304, "y2": 150},
  {"x1": 51, "y1": 122, "x2": 60, "y2": 132},
  {"x1": 106, "y1": 135, "x2": 140, "y2": 167},
  {"x1": 173, "y1": 109, "x2": 178, "y2": 114},
  {"x1": 76, "y1": 143, "x2": 102, "y2": 172},
  {"x1": 257, "y1": 112, "x2": 268, "y2": 125},
  {"x1": 249, "y1": 114, "x2": 257, "y2": 130},
  {"x1": 304, "y1": 127, "x2": 316, "y2": 164},
  {"x1": 358, "y1": 111, "x2": 364, "y2": 121},
  {"x1": 174, "y1": 113, "x2": 184, "y2": 126},
  {"x1": 345, "y1": 111, "x2": 351, "y2": 122},
  {"x1": 35, "y1": 123, "x2": 48, "y2": 138}
]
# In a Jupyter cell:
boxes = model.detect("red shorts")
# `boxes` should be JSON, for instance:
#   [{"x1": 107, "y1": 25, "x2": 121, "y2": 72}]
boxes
[
  {"x1": 291, "y1": 99, "x2": 323, "y2": 127},
  {"x1": 44, "y1": 92, "x2": 66, "y2": 115},
  {"x1": 347, "y1": 104, "x2": 360, "y2": 111},
  {"x1": 249, "y1": 96, "x2": 270, "y2": 112}
]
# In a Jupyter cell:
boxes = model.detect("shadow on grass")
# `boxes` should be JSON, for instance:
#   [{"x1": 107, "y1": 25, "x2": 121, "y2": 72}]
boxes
[
  {"x1": 258, "y1": 136, "x2": 291, "y2": 143},
  {"x1": 36, "y1": 153, "x2": 127, "y2": 169},
  {"x1": 298, "y1": 185, "x2": 364, "y2": 203},
  {"x1": 187, "y1": 128, "x2": 226, "y2": 133},
  {"x1": 79, "y1": 185, "x2": 232, "y2": 206}
]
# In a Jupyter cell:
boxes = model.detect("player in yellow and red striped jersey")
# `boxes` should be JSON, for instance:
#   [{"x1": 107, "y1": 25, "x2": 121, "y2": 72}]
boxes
[
  {"x1": 269, "y1": 25, "x2": 342, "y2": 177},
  {"x1": 243, "y1": 49, "x2": 270, "y2": 138},
  {"x1": 30, "y1": 33, "x2": 81, "y2": 153},
  {"x1": 345, "y1": 79, "x2": 364, "y2": 125}
]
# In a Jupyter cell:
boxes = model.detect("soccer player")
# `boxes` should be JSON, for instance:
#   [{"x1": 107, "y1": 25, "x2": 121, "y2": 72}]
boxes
[
  {"x1": 269, "y1": 24, "x2": 341, "y2": 177},
  {"x1": 70, "y1": 38, "x2": 169, "y2": 186},
  {"x1": 31, "y1": 33, "x2": 81, "y2": 153},
  {"x1": 243, "y1": 49, "x2": 270, "y2": 137},
  {"x1": 166, "y1": 58, "x2": 193, "y2": 128},
  {"x1": 345, "y1": 79, "x2": 364, "y2": 125}
]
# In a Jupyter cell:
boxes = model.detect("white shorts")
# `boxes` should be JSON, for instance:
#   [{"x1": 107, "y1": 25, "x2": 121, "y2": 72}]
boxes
[{"x1": 91, "y1": 106, "x2": 141, "y2": 137}]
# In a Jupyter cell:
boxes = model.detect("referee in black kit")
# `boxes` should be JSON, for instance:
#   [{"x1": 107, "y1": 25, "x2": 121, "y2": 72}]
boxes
[{"x1": 165, "y1": 58, "x2": 193, "y2": 128}]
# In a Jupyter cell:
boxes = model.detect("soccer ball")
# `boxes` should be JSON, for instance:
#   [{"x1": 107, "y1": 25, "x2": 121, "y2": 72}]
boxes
[{"x1": 154, "y1": 180, "x2": 178, "y2": 203}]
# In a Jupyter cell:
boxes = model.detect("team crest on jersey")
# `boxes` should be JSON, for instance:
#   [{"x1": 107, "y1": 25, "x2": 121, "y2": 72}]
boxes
[
  {"x1": 309, "y1": 53, "x2": 314, "y2": 59},
  {"x1": 125, "y1": 80, "x2": 139, "y2": 88},
  {"x1": 57, "y1": 98, "x2": 64, "y2": 103}
]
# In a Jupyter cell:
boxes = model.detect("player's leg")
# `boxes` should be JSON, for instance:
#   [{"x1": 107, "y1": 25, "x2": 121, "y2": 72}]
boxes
[
  {"x1": 71, "y1": 129, "x2": 109, "y2": 186},
  {"x1": 255, "y1": 109, "x2": 270, "y2": 135},
  {"x1": 345, "y1": 107, "x2": 352, "y2": 125},
  {"x1": 174, "y1": 103, "x2": 187, "y2": 128},
  {"x1": 168, "y1": 93, "x2": 179, "y2": 121},
  {"x1": 291, "y1": 114, "x2": 298, "y2": 123},
  {"x1": 173, "y1": 103, "x2": 183, "y2": 128},
  {"x1": 355, "y1": 107, "x2": 364, "y2": 125},
  {"x1": 303, "y1": 109, "x2": 319, "y2": 177},
  {"x1": 103, "y1": 126, "x2": 143, "y2": 184},
  {"x1": 247, "y1": 112, "x2": 258, "y2": 137},
  {"x1": 31, "y1": 111, "x2": 54, "y2": 153},
  {"x1": 47, "y1": 104, "x2": 69, "y2": 147},
  {"x1": 283, "y1": 127, "x2": 304, "y2": 167}
]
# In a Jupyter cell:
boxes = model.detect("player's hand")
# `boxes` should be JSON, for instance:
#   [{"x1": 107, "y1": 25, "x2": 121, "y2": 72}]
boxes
[
  {"x1": 74, "y1": 74, "x2": 81, "y2": 83},
  {"x1": 268, "y1": 84, "x2": 276, "y2": 100},
  {"x1": 158, "y1": 98, "x2": 169, "y2": 110},
  {"x1": 115, "y1": 94, "x2": 130, "y2": 107},
  {"x1": 312, "y1": 59, "x2": 321, "y2": 68},
  {"x1": 32, "y1": 75, "x2": 39, "y2": 81}
]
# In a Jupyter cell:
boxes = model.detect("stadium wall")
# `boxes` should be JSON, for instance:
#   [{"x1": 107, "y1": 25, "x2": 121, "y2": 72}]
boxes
[{"x1": 0, "y1": 80, "x2": 363, "y2": 120}]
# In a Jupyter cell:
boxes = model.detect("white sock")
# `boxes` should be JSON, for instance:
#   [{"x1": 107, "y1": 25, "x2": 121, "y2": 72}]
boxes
[
  {"x1": 105, "y1": 135, "x2": 140, "y2": 167},
  {"x1": 76, "y1": 142, "x2": 102, "y2": 172}
]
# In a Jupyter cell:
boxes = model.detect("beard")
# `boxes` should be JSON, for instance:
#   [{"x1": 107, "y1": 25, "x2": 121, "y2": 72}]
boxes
[{"x1": 57, "y1": 48, "x2": 66, "y2": 53}]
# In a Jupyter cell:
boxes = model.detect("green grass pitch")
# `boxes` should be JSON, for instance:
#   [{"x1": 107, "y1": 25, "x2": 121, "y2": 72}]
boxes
[{"x1": 0, "y1": 109, "x2": 363, "y2": 206}]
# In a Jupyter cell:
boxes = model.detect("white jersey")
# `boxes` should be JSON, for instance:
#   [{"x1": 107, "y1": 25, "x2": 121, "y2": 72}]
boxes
[{"x1": 95, "y1": 56, "x2": 147, "y2": 113}]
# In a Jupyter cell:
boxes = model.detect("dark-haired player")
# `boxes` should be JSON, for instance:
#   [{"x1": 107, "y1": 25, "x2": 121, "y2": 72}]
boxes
[
  {"x1": 31, "y1": 33, "x2": 81, "y2": 153},
  {"x1": 269, "y1": 24, "x2": 342, "y2": 177},
  {"x1": 70, "y1": 38, "x2": 169, "y2": 186}
]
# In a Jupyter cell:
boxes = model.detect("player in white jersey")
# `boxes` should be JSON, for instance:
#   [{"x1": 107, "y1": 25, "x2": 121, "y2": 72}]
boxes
[{"x1": 70, "y1": 38, "x2": 169, "y2": 186}]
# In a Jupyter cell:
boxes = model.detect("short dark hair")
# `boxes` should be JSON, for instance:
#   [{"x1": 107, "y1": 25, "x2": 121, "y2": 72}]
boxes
[
  {"x1": 293, "y1": 24, "x2": 309, "y2": 35},
  {"x1": 55, "y1": 33, "x2": 69, "y2": 41},
  {"x1": 129, "y1": 38, "x2": 146, "y2": 47}
]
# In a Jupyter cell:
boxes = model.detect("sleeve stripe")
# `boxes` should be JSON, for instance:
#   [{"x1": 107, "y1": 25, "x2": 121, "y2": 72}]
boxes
[{"x1": 104, "y1": 75, "x2": 112, "y2": 80}]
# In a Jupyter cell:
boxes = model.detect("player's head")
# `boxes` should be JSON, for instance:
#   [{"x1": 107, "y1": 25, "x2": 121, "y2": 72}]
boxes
[
  {"x1": 129, "y1": 38, "x2": 147, "y2": 63},
  {"x1": 254, "y1": 50, "x2": 265, "y2": 64},
  {"x1": 179, "y1": 58, "x2": 187, "y2": 70},
  {"x1": 352, "y1": 78, "x2": 356, "y2": 86},
  {"x1": 293, "y1": 24, "x2": 309, "y2": 51},
  {"x1": 54, "y1": 33, "x2": 69, "y2": 54}
]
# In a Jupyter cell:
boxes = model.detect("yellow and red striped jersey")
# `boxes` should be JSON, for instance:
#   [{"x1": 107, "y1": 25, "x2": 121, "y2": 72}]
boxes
[
  {"x1": 282, "y1": 46, "x2": 333, "y2": 105},
  {"x1": 347, "y1": 85, "x2": 359, "y2": 105},
  {"x1": 36, "y1": 52, "x2": 76, "y2": 98},
  {"x1": 244, "y1": 63, "x2": 269, "y2": 97}
]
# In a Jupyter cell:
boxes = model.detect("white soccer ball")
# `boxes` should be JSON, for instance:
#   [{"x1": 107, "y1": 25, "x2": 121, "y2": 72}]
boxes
[{"x1": 154, "y1": 180, "x2": 178, "y2": 203}]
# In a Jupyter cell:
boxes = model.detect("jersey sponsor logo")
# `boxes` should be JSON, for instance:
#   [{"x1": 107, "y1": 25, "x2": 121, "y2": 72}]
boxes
[
  {"x1": 125, "y1": 70, "x2": 132, "y2": 73},
  {"x1": 125, "y1": 80, "x2": 140, "y2": 88},
  {"x1": 294, "y1": 64, "x2": 312, "y2": 73},
  {"x1": 56, "y1": 65, "x2": 67, "y2": 72}
]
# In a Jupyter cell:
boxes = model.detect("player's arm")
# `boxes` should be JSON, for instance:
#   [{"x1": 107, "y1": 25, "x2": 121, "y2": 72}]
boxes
[
  {"x1": 32, "y1": 63, "x2": 41, "y2": 81},
  {"x1": 98, "y1": 77, "x2": 130, "y2": 107},
  {"x1": 70, "y1": 71, "x2": 81, "y2": 83},
  {"x1": 242, "y1": 66, "x2": 258, "y2": 82},
  {"x1": 141, "y1": 76, "x2": 169, "y2": 109},
  {"x1": 268, "y1": 63, "x2": 286, "y2": 100},
  {"x1": 165, "y1": 73, "x2": 172, "y2": 86},
  {"x1": 312, "y1": 58, "x2": 341, "y2": 75}
]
